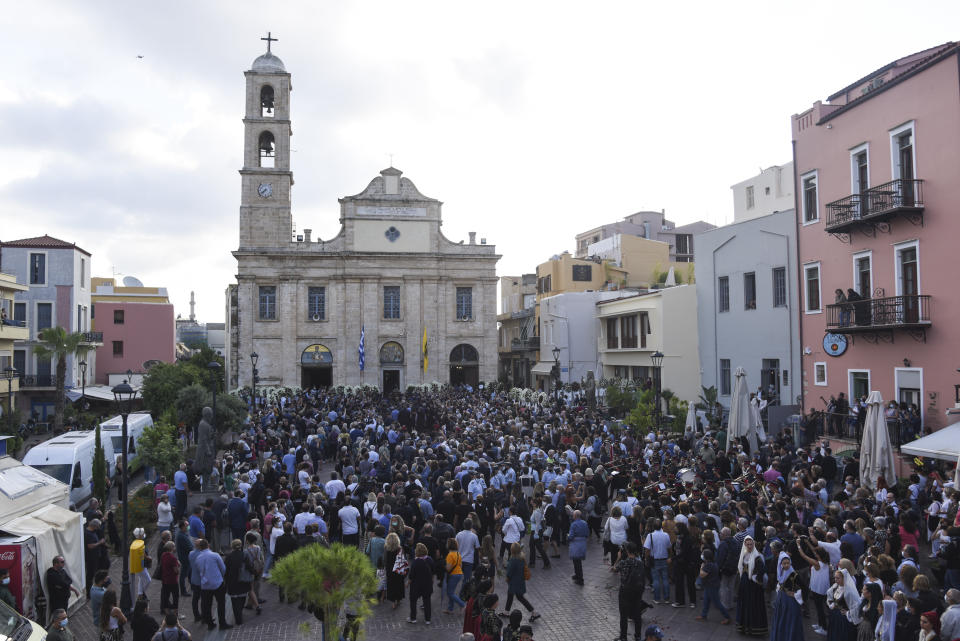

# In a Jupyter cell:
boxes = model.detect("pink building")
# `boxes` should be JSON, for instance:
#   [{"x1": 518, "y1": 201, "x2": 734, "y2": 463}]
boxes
[
  {"x1": 91, "y1": 278, "x2": 175, "y2": 384},
  {"x1": 792, "y1": 42, "x2": 960, "y2": 432}
]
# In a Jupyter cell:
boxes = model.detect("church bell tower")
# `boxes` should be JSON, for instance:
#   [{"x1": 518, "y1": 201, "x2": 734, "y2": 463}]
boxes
[{"x1": 238, "y1": 33, "x2": 293, "y2": 249}]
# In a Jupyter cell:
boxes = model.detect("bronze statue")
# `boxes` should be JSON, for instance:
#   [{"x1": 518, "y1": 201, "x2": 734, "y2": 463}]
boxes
[
  {"x1": 196, "y1": 406, "x2": 216, "y2": 482},
  {"x1": 584, "y1": 371, "x2": 597, "y2": 408}
]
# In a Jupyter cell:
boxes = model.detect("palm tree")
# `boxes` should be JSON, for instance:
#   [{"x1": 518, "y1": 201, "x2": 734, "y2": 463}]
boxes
[{"x1": 33, "y1": 327, "x2": 91, "y2": 432}]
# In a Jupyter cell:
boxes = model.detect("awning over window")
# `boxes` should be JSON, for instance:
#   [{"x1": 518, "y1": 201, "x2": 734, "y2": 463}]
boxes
[{"x1": 530, "y1": 361, "x2": 554, "y2": 376}]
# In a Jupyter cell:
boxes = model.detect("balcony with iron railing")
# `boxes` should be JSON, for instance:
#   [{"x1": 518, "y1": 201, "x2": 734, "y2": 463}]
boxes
[
  {"x1": 510, "y1": 336, "x2": 540, "y2": 351},
  {"x1": 826, "y1": 294, "x2": 931, "y2": 341},
  {"x1": 80, "y1": 331, "x2": 104, "y2": 344},
  {"x1": 18, "y1": 374, "x2": 55, "y2": 389},
  {"x1": 825, "y1": 179, "x2": 924, "y2": 237}
]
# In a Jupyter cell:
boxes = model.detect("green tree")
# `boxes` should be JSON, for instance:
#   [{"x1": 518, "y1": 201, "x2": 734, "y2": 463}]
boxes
[
  {"x1": 175, "y1": 383, "x2": 209, "y2": 428},
  {"x1": 141, "y1": 362, "x2": 196, "y2": 416},
  {"x1": 270, "y1": 544, "x2": 378, "y2": 641},
  {"x1": 33, "y1": 327, "x2": 92, "y2": 432},
  {"x1": 92, "y1": 425, "x2": 107, "y2": 505},
  {"x1": 696, "y1": 385, "x2": 721, "y2": 428},
  {"x1": 137, "y1": 422, "x2": 183, "y2": 480}
]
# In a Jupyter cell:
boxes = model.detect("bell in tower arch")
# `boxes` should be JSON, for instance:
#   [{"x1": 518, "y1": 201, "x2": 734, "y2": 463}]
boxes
[
  {"x1": 260, "y1": 85, "x2": 275, "y2": 118},
  {"x1": 258, "y1": 131, "x2": 276, "y2": 168}
]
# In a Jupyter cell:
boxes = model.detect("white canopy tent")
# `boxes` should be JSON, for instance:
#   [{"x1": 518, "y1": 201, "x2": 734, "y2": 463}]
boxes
[{"x1": 900, "y1": 421, "x2": 960, "y2": 461}]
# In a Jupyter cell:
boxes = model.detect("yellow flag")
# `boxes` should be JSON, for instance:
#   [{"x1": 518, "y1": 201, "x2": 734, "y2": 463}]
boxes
[{"x1": 422, "y1": 326, "x2": 428, "y2": 373}]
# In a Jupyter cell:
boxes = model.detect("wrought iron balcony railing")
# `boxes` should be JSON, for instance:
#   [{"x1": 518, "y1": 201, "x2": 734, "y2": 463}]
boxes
[
  {"x1": 825, "y1": 179, "x2": 924, "y2": 234},
  {"x1": 19, "y1": 374, "x2": 55, "y2": 388},
  {"x1": 826, "y1": 294, "x2": 931, "y2": 332},
  {"x1": 80, "y1": 331, "x2": 104, "y2": 343},
  {"x1": 510, "y1": 336, "x2": 540, "y2": 351}
]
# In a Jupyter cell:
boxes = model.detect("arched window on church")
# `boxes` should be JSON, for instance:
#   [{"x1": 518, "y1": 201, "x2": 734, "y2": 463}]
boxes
[
  {"x1": 259, "y1": 131, "x2": 275, "y2": 168},
  {"x1": 260, "y1": 85, "x2": 275, "y2": 118}
]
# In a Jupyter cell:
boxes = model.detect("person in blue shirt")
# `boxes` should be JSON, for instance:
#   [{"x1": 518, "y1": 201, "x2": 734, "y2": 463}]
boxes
[
  {"x1": 281, "y1": 448, "x2": 297, "y2": 476},
  {"x1": 188, "y1": 506, "x2": 206, "y2": 541},
  {"x1": 173, "y1": 464, "x2": 190, "y2": 521},
  {"x1": 194, "y1": 539, "x2": 230, "y2": 631},
  {"x1": 227, "y1": 491, "x2": 248, "y2": 542},
  {"x1": 188, "y1": 543, "x2": 203, "y2": 621}
]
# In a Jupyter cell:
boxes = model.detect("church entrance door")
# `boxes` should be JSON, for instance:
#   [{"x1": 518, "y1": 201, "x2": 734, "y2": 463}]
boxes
[
  {"x1": 449, "y1": 343, "x2": 480, "y2": 388},
  {"x1": 300, "y1": 344, "x2": 334, "y2": 389},
  {"x1": 302, "y1": 366, "x2": 332, "y2": 388},
  {"x1": 449, "y1": 364, "x2": 479, "y2": 388},
  {"x1": 382, "y1": 369, "x2": 400, "y2": 394}
]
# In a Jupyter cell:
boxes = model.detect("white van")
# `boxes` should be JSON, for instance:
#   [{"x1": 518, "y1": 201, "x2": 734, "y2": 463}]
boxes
[
  {"x1": 99, "y1": 412, "x2": 154, "y2": 473},
  {"x1": 21, "y1": 430, "x2": 114, "y2": 510}
]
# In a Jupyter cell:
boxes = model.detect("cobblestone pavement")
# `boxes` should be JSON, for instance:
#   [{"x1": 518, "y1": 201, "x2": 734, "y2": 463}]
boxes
[{"x1": 207, "y1": 537, "x2": 792, "y2": 641}]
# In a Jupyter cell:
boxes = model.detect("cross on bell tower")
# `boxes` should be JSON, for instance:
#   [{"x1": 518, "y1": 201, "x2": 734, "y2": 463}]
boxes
[{"x1": 260, "y1": 31, "x2": 277, "y2": 53}]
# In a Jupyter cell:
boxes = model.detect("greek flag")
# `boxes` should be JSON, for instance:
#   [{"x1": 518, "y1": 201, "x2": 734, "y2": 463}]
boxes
[{"x1": 358, "y1": 325, "x2": 365, "y2": 371}]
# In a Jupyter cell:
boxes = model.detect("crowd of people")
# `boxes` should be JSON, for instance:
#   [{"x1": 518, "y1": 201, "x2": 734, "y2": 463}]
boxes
[{"x1": 59, "y1": 383, "x2": 960, "y2": 641}]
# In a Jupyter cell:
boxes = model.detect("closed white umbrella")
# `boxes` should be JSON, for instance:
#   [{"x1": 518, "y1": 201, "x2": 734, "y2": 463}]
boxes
[
  {"x1": 860, "y1": 390, "x2": 897, "y2": 490},
  {"x1": 728, "y1": 367, "x2": 757, "y2": 453},
  {"x1": 685, "y1": 402, "x2": 697, "y2": 434}
]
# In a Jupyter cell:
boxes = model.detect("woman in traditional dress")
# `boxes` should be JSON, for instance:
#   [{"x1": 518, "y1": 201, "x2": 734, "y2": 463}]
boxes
[
  {"x1": 771, "y1": 552, "x2": 804, "y2": 641},
  {"x1": 875, "y1": 598, "x2": 897, "y2": 641},
  {"x1": 735, "y1": 536, "x2": 768, "y2": 636},
  {"x1": 826, "y1": 568, "x2": 861, "y2": 641},
  {"x1": 858, "y1": 584, "x2": 883, "y2": 641}
]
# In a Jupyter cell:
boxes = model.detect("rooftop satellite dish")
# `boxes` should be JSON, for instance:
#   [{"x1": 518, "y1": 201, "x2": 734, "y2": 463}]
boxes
[{"x1": 123, "y1": 276, "x2": 144, "y2": 287}]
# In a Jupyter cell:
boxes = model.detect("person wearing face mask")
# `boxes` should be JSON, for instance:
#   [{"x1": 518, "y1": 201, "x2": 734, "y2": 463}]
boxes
[
  {"x1": 47, "y1": 608, "x2": 74, "y2": 641},
  {"x1": 0, "y1": 568, "x2": 14, "y2": 610}
]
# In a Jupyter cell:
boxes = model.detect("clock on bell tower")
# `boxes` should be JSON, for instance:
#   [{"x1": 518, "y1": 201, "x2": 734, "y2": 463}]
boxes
[{"x1": 238, "y1": 32, "x2": 294, "y2": 249}]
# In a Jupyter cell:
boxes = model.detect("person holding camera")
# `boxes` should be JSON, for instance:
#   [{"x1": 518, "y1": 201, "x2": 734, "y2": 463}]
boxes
[{"x1": 150, "y1": 610, "x2": 192, "y2": 641}]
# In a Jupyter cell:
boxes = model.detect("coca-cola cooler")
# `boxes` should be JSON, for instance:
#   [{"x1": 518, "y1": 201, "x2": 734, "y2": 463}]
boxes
[{"x1": 0, "y1": 536, "x2": 38, "y2": 621}]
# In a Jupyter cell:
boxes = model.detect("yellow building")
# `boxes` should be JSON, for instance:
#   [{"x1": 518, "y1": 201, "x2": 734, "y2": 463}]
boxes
[
  {"x1": 90, "y1": 277, "x2": 171, "y2": 305},
  {"x1": 0, "y1": 272, "x2": 29, "y2": 415}
]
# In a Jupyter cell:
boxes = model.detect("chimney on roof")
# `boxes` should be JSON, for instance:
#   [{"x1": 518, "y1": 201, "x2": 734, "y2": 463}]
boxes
[
  {"x1": 304, "y1": 229, "x2": 312, "y2": 243},
  {"x1": 469, "y1": 232, "x2": 476, "y2": 245}
]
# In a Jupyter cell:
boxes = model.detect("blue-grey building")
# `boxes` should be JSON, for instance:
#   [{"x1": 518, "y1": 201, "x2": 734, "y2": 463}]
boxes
[
  {"x1": 0, "y1": 235, "x2": 100, "y2": 420},
  {"x1": 694, "y1": 210, "x2": 801, "y2": 410}
]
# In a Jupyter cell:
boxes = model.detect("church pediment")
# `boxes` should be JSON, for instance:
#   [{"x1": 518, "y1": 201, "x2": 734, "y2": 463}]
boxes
[{"x1": 339, "y1": 167, "x2": 440, "y2": 206}]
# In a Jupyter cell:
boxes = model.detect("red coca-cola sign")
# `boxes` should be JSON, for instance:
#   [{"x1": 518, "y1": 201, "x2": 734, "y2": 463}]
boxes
[{"x1": 0, "y1": 551, "x2": 15, "y2": 561}]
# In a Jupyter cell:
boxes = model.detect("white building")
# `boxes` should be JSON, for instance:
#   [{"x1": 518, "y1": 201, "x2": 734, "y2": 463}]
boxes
[
  {"x1": 730, "y1": 162, "x2": 794, "y2": 223},
  {"x1": 225, "y1": 43, "x2": 500, "y2": 391},
  {"x1": 694, "y1": 209, "x2": 801, "y2": 408},
  {"x1": 596, "y1": 284, "x2": 701, "y2": 404},
  {"x1": 535, "y1": 290, "x2": 624, "y2": 391}
]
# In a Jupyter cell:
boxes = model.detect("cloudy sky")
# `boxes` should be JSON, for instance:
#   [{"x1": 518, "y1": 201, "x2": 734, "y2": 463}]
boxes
[{"x1": 2, "y1": 1, "x2": 958, "y2": 322}]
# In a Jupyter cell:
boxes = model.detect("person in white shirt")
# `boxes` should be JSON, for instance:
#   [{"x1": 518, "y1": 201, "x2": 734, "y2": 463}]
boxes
[
  {"x1": 499, "y1": 513, "x2": 524, "y2": 563},
  {"x1": 297, "y1": 466, "x2": 311, "y2": 491},
  {"x1": 338, "y1": 503, "x2": 361, "y2": 546},
  {"x1": 325, "y1": 473, "x2": 346, "y2": 499},
  {"x1": 156, "y1": 495, "x2": 173, "y2": 533}
]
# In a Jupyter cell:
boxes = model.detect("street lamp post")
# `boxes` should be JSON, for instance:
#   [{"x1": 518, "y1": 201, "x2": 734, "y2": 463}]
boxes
[
  {"x1": 78, "y1": 360, "x2": 87, "y2": 420},
  {"x1": 111, "y1": 376, "x2": 139, "y2": 615},
  {"x1": 250, "y1": 352, "x2": 259, "y2": 411},
  {"x1": 552, "y1": 345, "x2": 561, "y2": 406},
  {"x1": 3, "y1": 367, "x2": 16, "y2": 421},
  {"x1": 651, "y1": 351, "x2": 664, "y2": 428}
]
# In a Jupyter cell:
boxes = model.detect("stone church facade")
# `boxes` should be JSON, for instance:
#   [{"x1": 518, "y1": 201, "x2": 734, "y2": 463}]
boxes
[{"x1": 225, "y1": 44, "x2": 500, "y2": 392}]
